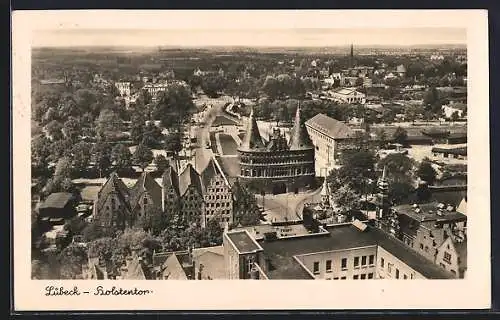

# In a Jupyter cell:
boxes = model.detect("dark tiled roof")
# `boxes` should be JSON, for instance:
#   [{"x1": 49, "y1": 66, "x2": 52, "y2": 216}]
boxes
[
  {"x1": 226, "y1": 230, "x2": 263, "y2": 254},
  {"x1": 305, "y1": 113, "x2": 355, "y2": 140},
  {"x1": 288, "y1": 106, "x2": 314, "y2": 150},
  {"x1": 211, "y1": 115, "x2": 239, "y2": 127},
  {"x1": 392, "y1": 202, "x2": 467, "y2": 223},
  {"x1": 129, "y1": 171, "x2": 163, "y2": 210},
  {"x1": 162, "y1": 165, "x2": 180, "y2": 196},
  {"x1": 178, "y1": 163, "x2": 203, "y2": 196},
  {"x1": 258, "y1": 224, "x2": 453, "y2": 279},
  {"x1": 239, "y1": 108, "x2": 266, "y2": 151},
  {"x1": 95, "y1": 172, "x2": 131, "y2": 213},
  {"x1": 39, "y1": 192, "x2": 74, "y2": 209}
]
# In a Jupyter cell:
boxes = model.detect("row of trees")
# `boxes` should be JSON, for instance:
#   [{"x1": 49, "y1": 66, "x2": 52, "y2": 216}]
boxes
[{"x1": 327, "y1": 148, "x2": 438, "y2": 214}]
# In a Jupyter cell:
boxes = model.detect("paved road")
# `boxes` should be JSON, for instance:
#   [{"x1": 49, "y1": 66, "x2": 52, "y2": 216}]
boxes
[
  {"x1": 255, "y1": 186, "x2": 323, "y2": 223},
  {"x1": 193, "y1": 95, "x2": 234, "y2": 172}
]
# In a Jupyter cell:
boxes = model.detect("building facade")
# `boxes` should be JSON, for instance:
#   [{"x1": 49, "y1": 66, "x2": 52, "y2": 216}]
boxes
[
  {"x1": 331, "y1": 88, "x2": 366, "y2": 104},
  {"x1": 238, "y1": 106, "x2": 316, "y2": 195},
  {"x1": 305, "y1": 113, "x2": 356, "y2": 177},
  {"x1": 201, "y1": 159, "x2": 233, "y2": 227}
]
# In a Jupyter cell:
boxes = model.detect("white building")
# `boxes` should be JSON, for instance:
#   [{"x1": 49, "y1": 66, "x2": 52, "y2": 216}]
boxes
[
  {"x1": 305, "y1": 113, "x2": 356, "y2": 177},
  {"x1": 442, "y1": 103, "x2": 467, "y2": 119},
  {"x1": 330, "y1": 87, "x2": 366, "y2": 104},
  {"x1": 115, "y1": 82, "x2": 131, "y2": 97}
]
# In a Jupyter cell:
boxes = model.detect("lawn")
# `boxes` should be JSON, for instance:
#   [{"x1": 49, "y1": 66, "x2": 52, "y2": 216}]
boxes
[{"x1": 218, "y1": 134, "x2": 239, "y2": 156}]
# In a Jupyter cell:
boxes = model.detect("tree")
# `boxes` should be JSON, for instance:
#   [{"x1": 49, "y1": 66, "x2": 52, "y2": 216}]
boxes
[
  {"x1": 154, "y1": 154, "x2": 169, "y2": 173},
  {"x1": 46, "y1": 120, "x2": 64, "y2": 141},
  {"x1": 137, "y1": 206, "x2": 167, "y2": 236},
  {"x1": 64, "y1": 216, "x2": 88, "y2": 236},
  {"x1": 375, "y1": 128, "x2": 387, "y2": 148},
  {"x1": 327, "y1": 150, "x2": 377, "y2": 196},
  {"x1": 451, "y1": 110, "x2": 460, "y2": 122},
  {"x1": 201, "y1": 75, "x2": 227, "y2": 98},
  {"x1": 392, "y1": 126, "x2": 408, "y2": 146},
  {"x1": 164, "y1": 132, "x2": 183, "y2": 158},
  {"x1": 95, "y1": 108, "x2": 123, "y2": 140},
  {"x1": 133, "y1": 143, "x2": 154, "y2": 170},
  {"x1": 142, "y1": 122, "x2": 164, "y2": 148},
  {"x1": 82, "y1": 221, "x2": 113, "y2": 242},
  {"x1": 54, "y1": 156, "x2": 73, "y2": 179},
  {"x1": 91, "y1": 142, "x2": 112, "y2": 177},
  {"x1": 58, "y1": 244, "x2": 88, "y2": 279},
  {"x1": 32, "y1": 259, "x2": 51, "y2": 279},
  {"x1": 331, "y1": 184, "x2": 361, "y2": 214},
  {"x1": 417, "y1": 159, "x2": 437, "y2": 185},
  {"x1": 32, "y1": 135, "x2": 52, "y2": 169},
  {"x1": 231, "y1": 180, "x2": 261, "y2": 227},
  {"x1": 63, "y1": 117, "x2": 81, "y2": 141},
  {"x1": 111, "y1": 143, "x2": 132, "y2": 171},
  {"x1": 130, "y1": 122, "x2": 145, "y2": 145},
  {"x1": 153, "y1": 85, "x2": 196, "y2": 128},
  {"x1": 378, "y1": 153, "x2": 415, "y2": 182},
  {"x1": 71, "y1": 141, "x2": 92, "y2": 173},
  {"x1": 205, "y1": 218, "x2": 223, "y2": 246}
]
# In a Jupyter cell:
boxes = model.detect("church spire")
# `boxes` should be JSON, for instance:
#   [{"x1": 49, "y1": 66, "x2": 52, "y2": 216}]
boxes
[
  {"x1": 288, "y1": 103, "x2": 314, "y2": 150},
  {"x1": 239, "y1": 106, "x2": 265, "y2": 151}
]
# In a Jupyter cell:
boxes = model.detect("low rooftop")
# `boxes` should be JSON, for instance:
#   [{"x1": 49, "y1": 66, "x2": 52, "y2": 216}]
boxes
[
  {"x1": 39, "y1": 192, "x2": 74, "y2": 209},
  {"x1": 258, "y1": 223, "x2": 453, "y2": 280},
  {"x1": 226, "y1": 230, "x2": 264, "y2": 254},
  {"x1": 392, "y1": 202, "x2": 467, "y2": 223}
]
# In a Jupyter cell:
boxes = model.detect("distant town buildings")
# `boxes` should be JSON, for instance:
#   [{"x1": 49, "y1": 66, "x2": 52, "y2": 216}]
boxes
[
  {"x1": 115, "y1": 82, "x2": 131, "y2": 96},
  {"x1": 330, "y1": 88, "x2": 366, "y2": 104}
]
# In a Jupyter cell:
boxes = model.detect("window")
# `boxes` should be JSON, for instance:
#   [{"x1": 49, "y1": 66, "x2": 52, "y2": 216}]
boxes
[
  {"x1": 341, "y1": 276, "x2": 346, "y2": 280},
  {"x1": 387, "y1": 263, "x2": 392, "y2": 273},
  {"x1": 368, "y1": 273, "x2": 374, "y2": 279},
  {"x1": 368, "y1": 255, "x2": 374, "y2": 265},
  {"x1": 341, "y1": 258, "x2": 347, "y2": 270},
  {"x1": 395, "y1": 269, "x2": 400, "y2": 279},
  {"x1": 410, "y1": 273, "x2": 414, "y2": 279},
  {"x1": 380, "y1": 258, "x2": 385, "y2": 268},
  {"x1": 361, "y1": 256, "x2": 367, "y2": 266},
  {"x1": 425, "y1": 246, "x2": 429, "y2": 252},
  {"x1": 419, "y1": 243, "x2": 424, "y2": 250},
  {"x1": 354, "y1": 257, "x2": 360, "y2": 268},
  {"x1": 333, "y1": 277, "x2": 339, "y2": 280},
  {"x1": 443, "y1": 252, "x2": 452, "y2": 264},
  {"x1": 440, "y1": 263, "x2": 446, "y2": 268},
  {"x1": 326, "y1": 278, "x2": 331, "y2": 280},
  {"x1": 360, "y1": 274, "x2": 366, "y2": 280},
  {"x1": 403, "y1": 274, "x2": 408, "y2": 279},
  {"x1": 353, "y1": 275, "x2": 359, "y2": 280},
  {"x1": 451, "y1": 270, "x2": 456, "y2": 276},
  {"x1": 326, "y1": 260, "x2": 332, "y2": 272},
  {"x1": 313, "y1": 262, "x2": 320, "y2": 274},
  {"x1": 143, "y1": 197, "x2": 148, "y2": 205}
]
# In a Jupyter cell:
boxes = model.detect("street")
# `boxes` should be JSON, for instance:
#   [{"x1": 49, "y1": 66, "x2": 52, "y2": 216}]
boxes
[{"x1": 192, "y1": 95, "x2": 234, "y2": 172}]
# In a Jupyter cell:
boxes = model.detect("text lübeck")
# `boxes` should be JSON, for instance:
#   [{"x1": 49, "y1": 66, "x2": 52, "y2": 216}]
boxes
[{"x1": 45, "y1": 286, "x2": 152, "y2": 296}]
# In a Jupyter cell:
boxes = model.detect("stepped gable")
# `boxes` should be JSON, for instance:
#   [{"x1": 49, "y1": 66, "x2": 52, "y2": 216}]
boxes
[
  {"x1": 95, "y1": 172, "x2": 131, "y2": 212},
  {"x1": 288, "y1": 104, "x2": 314, "y2": 150},
  {"x1": 129, "y1": 171, "x2": 163, "y2": 210},
  {"x1": 178, "y1": 163, "x2": 203, "y2": 196},
  {"x1": 162, "y1": 164, "x2": 180, "y2": 196},
  {"x1": 238, "y1": 106, "x2": 265, "y2": 151}
]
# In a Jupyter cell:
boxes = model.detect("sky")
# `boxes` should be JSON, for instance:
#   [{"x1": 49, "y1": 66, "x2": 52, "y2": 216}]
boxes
[{"x1": 32, "y1": 28, "x2": 466, "y2": 48}]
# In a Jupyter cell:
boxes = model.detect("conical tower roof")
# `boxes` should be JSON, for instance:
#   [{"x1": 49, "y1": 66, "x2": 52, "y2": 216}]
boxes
[
  {"x1": 288, "y1": 104, "x2": 314, "y2": 150},
  {"x1": 239, "y1": 107, "x2": 265, "y2": 151}
]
